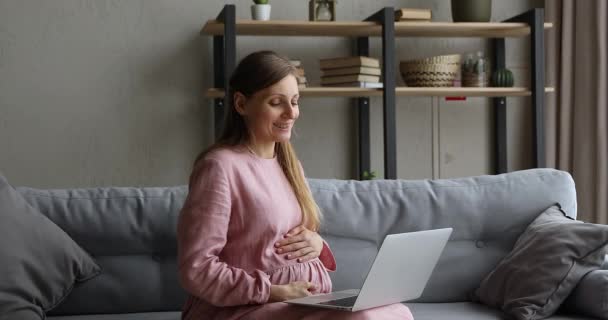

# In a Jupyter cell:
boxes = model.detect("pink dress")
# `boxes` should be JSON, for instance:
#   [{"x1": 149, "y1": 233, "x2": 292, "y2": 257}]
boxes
[{"x1": 177, "y1": 147, "x2": 413, "y2": 320}]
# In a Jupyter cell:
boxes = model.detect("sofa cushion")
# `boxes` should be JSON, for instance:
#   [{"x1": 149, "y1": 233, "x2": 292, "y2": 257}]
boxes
[
  {"x1": 0, "y1": 173, "x2": 101, "y2": 320},
  {"x1": 474, "y1": 205, "x2": 608, "y2": 320},
  {"x1": 407, "y1": 302, "x2": 597, "y2": 320},
  {"x1": 46, "y1": 311, "x2": 181, "y2": 320},
  {"x1": 562, "y1": 269, "x2": 608, "y2": 320}
]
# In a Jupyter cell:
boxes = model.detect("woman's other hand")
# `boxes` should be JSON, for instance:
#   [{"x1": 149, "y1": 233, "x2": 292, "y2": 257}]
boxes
[
  {"x1": 274, "y1": 225, "x2": 324, "y2": 263},
  {"x1": 269, "y1": 281, "x2": 317, "y2": 302}
]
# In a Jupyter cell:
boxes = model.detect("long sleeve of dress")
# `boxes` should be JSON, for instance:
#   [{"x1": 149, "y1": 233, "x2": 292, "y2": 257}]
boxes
[
  {"x1": 320, "y1": 241, "x2": 337, "y2": 272},
  {"x1": 177, "y1": 158, "x2": 271, "y2": 307}
]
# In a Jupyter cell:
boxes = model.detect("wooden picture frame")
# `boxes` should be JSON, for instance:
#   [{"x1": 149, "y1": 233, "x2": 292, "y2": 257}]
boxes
[{"x1": 309, "y1": 0, "x2": 336, "y2": 21}]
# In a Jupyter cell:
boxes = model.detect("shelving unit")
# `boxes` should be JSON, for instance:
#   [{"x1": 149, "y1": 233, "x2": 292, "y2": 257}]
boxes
[
  {"x1": 201, "y1": 5, "x2": 552, "y2": 179},
  {"x1": 202, "y1": 20, "x2": 552, "y2": 37},
  {"x1": 206, "y1": 87, "x2": 555, "y2": 98}
]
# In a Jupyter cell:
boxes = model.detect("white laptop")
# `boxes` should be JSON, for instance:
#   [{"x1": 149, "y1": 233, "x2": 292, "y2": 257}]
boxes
[{"x1": 284, "y1": 228, "x2": 452, "y2": 312}]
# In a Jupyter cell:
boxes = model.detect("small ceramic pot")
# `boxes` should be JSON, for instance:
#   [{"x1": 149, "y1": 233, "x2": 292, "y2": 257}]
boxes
[{"x1": 251, "y1": 4, "x2": 271, "y2": 21}]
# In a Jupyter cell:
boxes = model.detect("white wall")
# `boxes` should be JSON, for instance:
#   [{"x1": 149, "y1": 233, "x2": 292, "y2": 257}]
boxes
[{"x1": 0, "y1": 0, "x2": 543, "y2": 188}]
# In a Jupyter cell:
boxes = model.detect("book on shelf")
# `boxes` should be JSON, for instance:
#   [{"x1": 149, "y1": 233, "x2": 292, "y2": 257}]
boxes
[
  {"x1": 394, "y1": 8, "x2": 432, "y2": 21},
  {"x1": 324, "y1": 81, "x2": 383, "y2": 88},
  {"x1": 321, "y1": 74, "x2": 381, "y2": 85},
  {"x1": 322, "y1": 66, "x2": 381, "y2": 77},
  {"x1": 319, "y1": 56, "x2": 380, "y2": 70}
]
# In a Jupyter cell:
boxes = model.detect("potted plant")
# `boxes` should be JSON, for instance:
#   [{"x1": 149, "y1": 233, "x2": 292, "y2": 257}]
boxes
[
  {"x1": 362, "y1": 170, "x2": 377, "y2": 180},
  {"x1": 251, "y1": 0, "x2": 271, "y2": 21}
]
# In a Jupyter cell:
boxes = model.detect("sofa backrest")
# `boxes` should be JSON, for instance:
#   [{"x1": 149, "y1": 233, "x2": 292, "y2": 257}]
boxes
[
  {"x1": 310, "y1": 168, "x2": 576, "y2": 302},
  {"x1": 17, "y1": 168, "x2": 576, "y2": 314},
  {"x1": 18, "y1": 185, "x2": 189, "y2": 315}
]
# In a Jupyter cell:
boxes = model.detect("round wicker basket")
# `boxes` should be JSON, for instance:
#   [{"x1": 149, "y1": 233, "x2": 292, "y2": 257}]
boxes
[{"x1": 400, "y1": 54, "x2": 461, "y2": 87}]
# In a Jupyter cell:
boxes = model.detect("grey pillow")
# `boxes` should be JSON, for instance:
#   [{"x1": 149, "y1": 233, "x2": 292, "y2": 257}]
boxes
[
  {"x1": 562, "y1": 269, "x2": 608, "y2": 319},
  {"x1": 474, "y1": 204, "x2": 608, "y2": 320},
  {"x1": 0, "y1": 173, "x2": 101, "y2": 320}
]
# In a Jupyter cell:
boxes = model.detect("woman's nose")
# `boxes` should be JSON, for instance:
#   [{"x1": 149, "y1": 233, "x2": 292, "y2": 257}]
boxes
[{"x1": 283, "y1": 104, "x2": 297, "y2": 119}]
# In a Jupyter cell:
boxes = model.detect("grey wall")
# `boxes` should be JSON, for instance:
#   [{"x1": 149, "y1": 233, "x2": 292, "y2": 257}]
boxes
[{"x1": 0, "y1": 0, "x2": 543, "y2": 188}]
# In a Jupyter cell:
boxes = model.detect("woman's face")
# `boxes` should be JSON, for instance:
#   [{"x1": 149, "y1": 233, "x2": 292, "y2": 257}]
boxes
[{"x1": 237, "y1": 74, "x2": 300, "y2": 145}]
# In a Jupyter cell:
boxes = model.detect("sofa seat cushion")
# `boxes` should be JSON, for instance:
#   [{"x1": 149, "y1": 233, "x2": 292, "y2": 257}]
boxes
[
  {"x1": 45, "y1": 306, "x2": 594, "y2": 320},
  {"x1": 47, "y1": 311, "x2": 180, "y2": 320},
  {"x1": 407, "y1": 303, "x2": 596, "y2": 320}
]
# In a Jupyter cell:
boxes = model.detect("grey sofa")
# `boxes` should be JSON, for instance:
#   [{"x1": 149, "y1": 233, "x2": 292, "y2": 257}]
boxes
[{"x1": 14, "y1": 168, "x2": 601, "y2": 319}]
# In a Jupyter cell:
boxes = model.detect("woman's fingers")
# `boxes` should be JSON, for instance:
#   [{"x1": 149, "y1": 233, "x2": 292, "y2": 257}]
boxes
[
  {"x1": 285, "y1": 225, "x2": 305, "y2": 237},
  {"x1": 285, "y1": 246, "x2": 316, "y2": 260},
  {"x1": 276, "y1": 240, "x2": 308, "y2": 253},
  {"x1": 275, "y1": 234, "x2": 305, "y2": 247},
  {"x1": 296, "y1": 251, "x2": 318, "y2": 263}
]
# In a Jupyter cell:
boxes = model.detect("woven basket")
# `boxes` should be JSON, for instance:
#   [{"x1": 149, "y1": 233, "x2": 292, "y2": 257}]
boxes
[{"x1": 400, "y1": 54, "x2": 461, "y2": 87}]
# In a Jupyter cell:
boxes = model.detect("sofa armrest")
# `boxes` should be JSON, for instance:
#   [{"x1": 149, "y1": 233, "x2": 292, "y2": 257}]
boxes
[{"x1": 562, "y1": 269, "x2": 608, "y2": 320}]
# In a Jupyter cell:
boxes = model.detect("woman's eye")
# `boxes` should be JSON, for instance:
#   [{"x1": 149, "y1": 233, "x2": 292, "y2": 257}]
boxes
[
  {"x1": 270, "y1": 100, "x2": 281, "y2": 106},
  {"x1": 292, "y1": 101, "x2": 299, "y2": 106}
]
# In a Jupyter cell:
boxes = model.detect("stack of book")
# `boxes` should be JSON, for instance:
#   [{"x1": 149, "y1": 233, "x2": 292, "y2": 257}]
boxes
[
  {"x1": 289, "y1": 60, "x2": 307, "y2": 88},
  {"x1": 394, "y1": 8, "x2": 432, "y2": 22},
  {"x1": 319, "y1": 56, "x2": 382, "y2": 88}
]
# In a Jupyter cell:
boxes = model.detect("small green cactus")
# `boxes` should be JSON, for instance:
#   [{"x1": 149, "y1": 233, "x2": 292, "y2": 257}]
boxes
[
  {"x1": 362, "y1": 170, "x2": 377, "y2": 180},
  {"x1": 253, "y1": 0, "x2": 269, "y2": 4},
  {"x1": 491, "y1": 68, "x2": 514, "y2": 87}
]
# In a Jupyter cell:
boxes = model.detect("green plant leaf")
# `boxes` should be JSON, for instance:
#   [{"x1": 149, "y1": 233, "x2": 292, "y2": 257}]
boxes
[
  {"x1": 253, "y1": 0, "x2": 269, "y2": 4},
  {"x1": 361, "y1": 170, "x2": 377, "y2": 180}
]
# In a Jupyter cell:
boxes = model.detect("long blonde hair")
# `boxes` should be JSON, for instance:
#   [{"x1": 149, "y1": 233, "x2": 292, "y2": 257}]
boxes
[{"x1": 195, "y1": 51, "x2": 321, "y2": 231}]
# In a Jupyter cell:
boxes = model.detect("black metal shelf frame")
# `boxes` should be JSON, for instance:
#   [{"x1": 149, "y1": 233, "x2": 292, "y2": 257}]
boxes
[
  {"x1": 209, "y1": 5, "x2": 546, "y2": 179},
  {"x1": 493, "y1": 8, "x2": 546, "y2": 173}
]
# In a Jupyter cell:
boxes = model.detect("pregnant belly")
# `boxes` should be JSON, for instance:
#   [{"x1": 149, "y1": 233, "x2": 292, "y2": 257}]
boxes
[{"x1": 265, "y1": 258, "x2": 333, "y2": 294}]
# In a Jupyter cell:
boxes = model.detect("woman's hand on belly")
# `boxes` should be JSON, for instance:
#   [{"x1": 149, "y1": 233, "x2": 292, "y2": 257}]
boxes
[
  {"x1": 269, "y1": 281, "x2": 317, "y2": 302},
  {"x1": 274, "y1": 225, "x2": 323, "y2": 263}
]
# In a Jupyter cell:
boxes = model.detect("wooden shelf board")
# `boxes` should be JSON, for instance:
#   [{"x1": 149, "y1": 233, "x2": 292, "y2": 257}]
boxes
[
  {"x1": 201, "y1": 20, "x2": 553, "y2": 37},
  {"x1": 395, "y1": 22, "x2": 553, "y2": 37},
  {"x1": 206, "y1": 87, "x2": 555, "y2": 98}
]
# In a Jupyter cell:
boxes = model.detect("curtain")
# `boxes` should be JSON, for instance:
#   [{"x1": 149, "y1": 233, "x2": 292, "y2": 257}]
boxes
[{"x1": 545, "y1": 0, "x2": 608, "y2": 223}]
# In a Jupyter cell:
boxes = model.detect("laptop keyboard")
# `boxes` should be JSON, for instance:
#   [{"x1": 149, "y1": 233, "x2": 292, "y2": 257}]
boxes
[{"x1": 318, "y1": 295, "x2": 358, "y2": 307}]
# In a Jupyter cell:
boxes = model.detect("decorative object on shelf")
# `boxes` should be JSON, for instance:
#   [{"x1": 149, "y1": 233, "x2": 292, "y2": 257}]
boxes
[
  {"x1": 361, "y1": 170, "x2": 377, "y2": 180},
  {"x1": 319, "y1": 56, "x2": 382, "y2": 87},
  {"x1": 491, "y1": 68, "x2": 514, "y2": 87},
  {"x1": 251, "y1": 0, "x2": 271, "y2": 21},
  {"x1": 399, "y1": 54, "x2": 461, "y2": 87},
  {"x1": 309, "y1": 0, "x2": 336, "y2": 21},
  {"x1": 394, "y1": 8, "x2": 432, "y2": 22},
  {"x1": 451, "y1": 0, "x2": 492, "y2": 22},
  {"x1": 462, "y1": 51, "x2": 490, "y2": 87},
  {"x1": 289, "y1": 60, "x2": 308, "y2": 88}
]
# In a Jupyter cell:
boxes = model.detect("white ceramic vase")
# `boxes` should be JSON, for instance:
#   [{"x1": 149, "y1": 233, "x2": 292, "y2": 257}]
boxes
[{"x1": 251, "y1": 4, "x2": 271, "y2": 21}]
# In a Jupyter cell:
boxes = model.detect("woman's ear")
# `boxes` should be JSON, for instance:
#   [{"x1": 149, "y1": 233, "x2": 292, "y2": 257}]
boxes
[{"x1": 234, "y1": 92, "x2": 247, "y2": 116}]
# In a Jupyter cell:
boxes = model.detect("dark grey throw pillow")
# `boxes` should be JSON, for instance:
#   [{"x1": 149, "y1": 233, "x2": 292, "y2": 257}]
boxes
[
  {"x1": 474, "y1": 205, "x2": 608, "y2": 320},
  {"x1": 0, "y1": 173, "x2": 101, "y2": 320}
]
